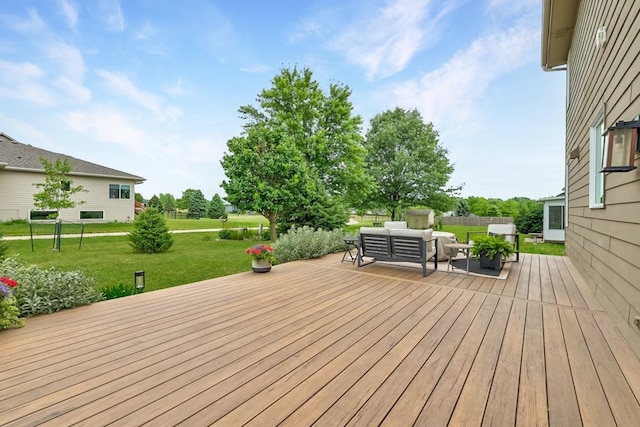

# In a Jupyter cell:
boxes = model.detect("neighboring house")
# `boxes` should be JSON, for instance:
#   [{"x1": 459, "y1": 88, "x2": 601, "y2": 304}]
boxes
[
  {"x1": 539, "y1": 194, "x2": 565, "y2": 243},
  {"x1": 542, "y1": 1, "x2": 640, "y2": 356},
  {"x1": 0, "y1": 133, "x2": 145, "y2": 223}
]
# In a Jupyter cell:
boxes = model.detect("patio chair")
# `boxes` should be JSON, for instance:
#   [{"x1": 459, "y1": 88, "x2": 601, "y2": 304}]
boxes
[{"x1": 466, "y1": 223, "x2": 520, "y2": 262}]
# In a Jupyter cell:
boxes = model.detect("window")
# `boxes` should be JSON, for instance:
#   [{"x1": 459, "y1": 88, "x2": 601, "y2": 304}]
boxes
[
  {"x1": 109, "y1": 184, "x2": 131, "y2": 199},
  {"x1": 549, "y1": 205, "x2": 565, "y2": 230},
  {"x1": 589, "y1": 106, "x2": 605, "y2": 208},
  {"x1": 80, "y1": 211, "x2": 104, "y2": 220},
  {"x1": 30, "y1": 210, "x2": 57, "y2": 220}
]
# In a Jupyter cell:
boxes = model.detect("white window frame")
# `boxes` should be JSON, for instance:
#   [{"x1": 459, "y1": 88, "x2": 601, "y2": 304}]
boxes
[{"x1": 589, "y1": 105, "x2": 605, "y2": 208}]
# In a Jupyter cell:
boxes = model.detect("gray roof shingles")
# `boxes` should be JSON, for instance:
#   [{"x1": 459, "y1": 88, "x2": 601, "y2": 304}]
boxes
[{"x1": 0, "y1": 133, "x2": 145, "y2": 182}]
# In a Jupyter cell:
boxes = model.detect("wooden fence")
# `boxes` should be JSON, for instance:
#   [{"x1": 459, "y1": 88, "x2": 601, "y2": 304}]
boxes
[{"x1": 436, "y1": 216, "x2": 514, "y2": 227}]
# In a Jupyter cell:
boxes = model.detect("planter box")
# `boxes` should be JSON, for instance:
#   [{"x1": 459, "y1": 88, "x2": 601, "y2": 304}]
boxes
[{"x1": 478, "y1": 252, "x2": 502, "y2": 270}]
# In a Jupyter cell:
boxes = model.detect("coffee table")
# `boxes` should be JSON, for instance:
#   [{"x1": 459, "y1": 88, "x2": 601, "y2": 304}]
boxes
[{"x1": 445, "y1": 242, "x2": 473, "y2": 274}]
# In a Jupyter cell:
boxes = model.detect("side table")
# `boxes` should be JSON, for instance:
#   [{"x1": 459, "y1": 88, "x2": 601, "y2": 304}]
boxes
[
  {"x1": 342, "y1": 237, "x2": 359, "y2": 264},
  {"x1": 445, "y1": 243, "x2": 473, "y2": 274}
]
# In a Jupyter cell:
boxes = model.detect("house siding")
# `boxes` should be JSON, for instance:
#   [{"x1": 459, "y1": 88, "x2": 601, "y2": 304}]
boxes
[
  {"x1": 0, "y1": 169, "x2": 137, "y2": 223},
  {"x1": 565, "y1": 0, "x2": 640, "y2": 356}
]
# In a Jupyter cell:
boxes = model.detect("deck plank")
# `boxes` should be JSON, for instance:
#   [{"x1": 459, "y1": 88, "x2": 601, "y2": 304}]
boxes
[
  {"x1": 1, "y1": 253, "x2": 639, "y2": 426},
  {"x1": 516, "y1": 303, "x2": 548, "y2": 426},
  {"x1": 543, "y1": 305, "x2": 582, "y2": 426},
  {"x1": 481, "y1": 299, "x2": 527, "y2": 426},
  {"x1": 447, "y1": 298, "x2": 512, "y2": 425},
  {"x1": 559, "y1": 308, "x2": 616, "y2": 426}
]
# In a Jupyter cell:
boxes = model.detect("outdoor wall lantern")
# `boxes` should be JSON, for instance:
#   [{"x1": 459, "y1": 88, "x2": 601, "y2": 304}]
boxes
[
  {"x1": 601, "y1": 119, "x2": 640, "y2": 172},
  {"x1": 134, "y1": 271, "x2": 145, "y2": 292}
]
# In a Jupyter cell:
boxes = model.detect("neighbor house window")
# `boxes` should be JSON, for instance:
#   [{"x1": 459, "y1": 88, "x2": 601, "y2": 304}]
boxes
[
  {"x1": 549, "y1": 205, "x2": 565, "y2": 230},
  {"x1": 109, "y1": 184, "x2": 131, "y2": 199},
  {"x1": 30, "y1": 210, "x2": 57, "y2": 220},
  {"x1": 80, "y1": 211, "x2": 104, "y2": 220},
  {"x1": 589, "y1": 106, "x2": 605, "y2": 208}
]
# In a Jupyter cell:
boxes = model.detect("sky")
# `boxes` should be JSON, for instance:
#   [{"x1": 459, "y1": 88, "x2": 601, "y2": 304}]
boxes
[{"x1": 0, "y1": 0, "x2": 567, "y2": 202}]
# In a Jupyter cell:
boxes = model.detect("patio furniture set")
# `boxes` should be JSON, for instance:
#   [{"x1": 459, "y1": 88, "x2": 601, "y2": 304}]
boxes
[{"x1": 343, "y1": 221, "x2": 519, "y2": 277}]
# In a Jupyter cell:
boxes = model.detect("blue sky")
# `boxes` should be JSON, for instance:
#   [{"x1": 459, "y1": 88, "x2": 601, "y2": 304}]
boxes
[{"x1": 0, "y1": 0, "x2": 566, "y2": 202}]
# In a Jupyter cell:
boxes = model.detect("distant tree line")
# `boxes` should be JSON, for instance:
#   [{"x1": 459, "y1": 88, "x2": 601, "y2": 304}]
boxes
[{"x1": 453, "y1": 196, "x2": 543, "y2": 234}]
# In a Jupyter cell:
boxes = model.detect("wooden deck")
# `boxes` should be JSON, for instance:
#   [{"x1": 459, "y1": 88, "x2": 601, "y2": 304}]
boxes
[{"x1": 1, "y1": 253, "x2": 640, "y2": 426}]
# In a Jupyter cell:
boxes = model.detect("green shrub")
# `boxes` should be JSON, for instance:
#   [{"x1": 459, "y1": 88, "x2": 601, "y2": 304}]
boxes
[
  {"x1": 129, "y1": 208, "x2": 174, "y2": 253},
  {"x1": 218, "y1": 229, "x2": 232, "y2": 239},
  {"x1": 273, "y1": 227, "x2": 345, "y2": 263},
  {"x1": 1, "y1": 257, "x2": 103, "y2": 317},
  {"x1": 0, "y1": 231, "x2": 7, "y2": 259},
  {"x1": 102, "y1": 282, "x2": 138, "y2": 300}
]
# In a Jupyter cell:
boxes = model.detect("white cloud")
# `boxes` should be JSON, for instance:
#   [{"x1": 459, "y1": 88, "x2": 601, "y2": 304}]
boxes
[
  {"x1": 336, "y1": 0, "x2": 430, "y2": 79},
  {"x1": 0, "y1": 8, "x2": 46, "y2": 33},
  {"x1": 165, "y1": 79, "x2": 186, "y2": 96},
  {"x1": 62, "y1": 105, "x2": 148, "y2": 155},
  {"x1": 58, "y1": 0, "x2": 79, "y2": 30},
  {"x1": 135, "y1": 21, "x2": 156, "y2": 40},
  {"x1": 95, "y1": 69, "x2": 180, "y2": 121},
  {"x1": 100, "y1": 0, "x2": 125, "y2": 32},
  {"x1": 392, "y1": 19, "x2": 538, "y2": 131},
  {"x1": 55, "y1": 77, "x2": 91, "y2": 103},
  {"x1": 43, "y1": 41, "x2": 85, "y2": 81},
  {"x1": 0, "y1": 60, "x2": 55, "y2": 106}
]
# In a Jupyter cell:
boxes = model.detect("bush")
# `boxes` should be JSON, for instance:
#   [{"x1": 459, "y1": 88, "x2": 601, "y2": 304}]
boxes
[
  {"x1": 1, "y1": 257, "x2": 103, "y2": 317},
  {"x1": 1, "y1": 275, "x2": 24, "y2": 330},
  {"x1": 0, "y1": 231, "x2": 7, "y2": 259},
  {"x1": 129, "y1": 208, "x2": 174, "y2": 253},
  {"x1": 218, "y1": 229, "x2": 232, "y2": 239},
  {"x1": 102, "y1": 282, "x2": 138, "y2": 300},
  {"x1": 273, "y1": 227, "x2": 345, "y2": 263}
]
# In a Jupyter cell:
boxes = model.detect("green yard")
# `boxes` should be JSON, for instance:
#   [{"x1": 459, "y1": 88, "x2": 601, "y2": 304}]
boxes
[{"x1": 1, "y1": 215, "x2": 564, "y2": 293}]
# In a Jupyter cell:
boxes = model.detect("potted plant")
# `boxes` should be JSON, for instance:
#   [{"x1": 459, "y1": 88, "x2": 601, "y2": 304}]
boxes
[
  {"x1": 470, "y1": 234, "x2": 515, "y2": 270},
  {"x1": 246, "y1": 243, "x2": 277, "y2": 273}
]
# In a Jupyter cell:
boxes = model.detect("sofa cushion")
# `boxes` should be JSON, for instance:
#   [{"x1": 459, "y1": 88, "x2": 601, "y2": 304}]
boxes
[
  {"x1": 488, "y1": 224, "x2": 517, "y2": 243},
  {"x1": 360, "y1": 227, "x2": 389, "y2": 235},
  {"x1": 390, "y1": 228, "x2": 435, "y2": 252},
  {"x1": 384, "y1": 221, "x2": 407, "y2": 229}
]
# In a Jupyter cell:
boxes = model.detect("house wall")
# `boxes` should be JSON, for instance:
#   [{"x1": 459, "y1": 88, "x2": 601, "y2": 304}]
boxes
[
  {"x1": 0, "y1": 169, "x2": 137, "y2": 223},
  {"x1": 566, "y1": 0, "x2": 640, "y2": 356}
]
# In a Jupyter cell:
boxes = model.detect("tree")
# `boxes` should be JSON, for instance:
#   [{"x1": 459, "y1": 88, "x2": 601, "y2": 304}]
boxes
[
  {"x1": 147, "y1": 194, "x2": 162, "y2": 211},
  {"x1": 32, "y1": 158, "x2": 87, "y2": 249},
  {"x1": 235, "y1": 65, "x2": 372, "y2": 212},
  {"x1": 221, "y1": 126, "x2": 313, "y2": 240},
  {"x1": 135, "y1": 193, "x2": 144, "y2": 203},
  {"x1": 179, "y1": 189, "x2": 207, "y2": 217},
  {"x1": 363, "y1": 107, "x2": 458, "y2": 220},
  {"x1": 454, "y1": 199, "x2": 471, "y2": 216},
  {"x1": 128, "y1": 208, "x2": 173, "y2": 253},
  {"x1": 158, "y1": 193, "x2": 176, "y2": 214},
  {"x1": 207, "y1": 193, "x2": 226, "y2": 219}
]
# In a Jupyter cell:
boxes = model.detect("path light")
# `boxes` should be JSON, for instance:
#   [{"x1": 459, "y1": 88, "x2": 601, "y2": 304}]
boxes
[
  {"x1": 134, "y1": 271, "x2": 145, "y2": 292},
  {"x1": 601, "y1": 119, "x2": 640, "y2": 172}
]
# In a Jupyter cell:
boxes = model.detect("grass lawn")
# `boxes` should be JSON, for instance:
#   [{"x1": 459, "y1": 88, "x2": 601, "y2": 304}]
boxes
[
  {"x1": 0, "y1": 214, "x2": 271, "y2": 236},
  {"x1": 2, "y1": 215, "x2": 565, "y2": 295},
  {"x1": 4, "y1": 233, "x2": 252, "y2": 292}
]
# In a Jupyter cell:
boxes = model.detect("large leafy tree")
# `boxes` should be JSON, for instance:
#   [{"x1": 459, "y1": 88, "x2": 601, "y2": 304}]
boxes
[
  {"x1": 236, "y1": 66, "x2": 372, "y2": 210},
  {"x1": 363, "y1": 107, "x2": 458, "y2": 220},
  {"x1": 221, "y1": 126, "x2": 313, "y2": 240}
]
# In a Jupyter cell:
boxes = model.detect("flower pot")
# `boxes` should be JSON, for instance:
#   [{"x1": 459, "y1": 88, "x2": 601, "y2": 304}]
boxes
[
  {"x1": 478, "y1": 252, "x2": 502, "y2": 270},
  {"x1": 251, "y1": 259, "x2": 272, "y2": 273}
]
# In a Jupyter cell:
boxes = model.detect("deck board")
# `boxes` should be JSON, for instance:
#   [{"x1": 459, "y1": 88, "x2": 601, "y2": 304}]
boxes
[{"x1": 1, "y1": 253, "x2": 640, "y2": 426}]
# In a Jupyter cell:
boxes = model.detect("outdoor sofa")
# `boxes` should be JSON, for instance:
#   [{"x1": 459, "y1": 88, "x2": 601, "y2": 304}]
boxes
[{"x1": 358, "y1": 226, "x2": 438, "y2": 277}]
